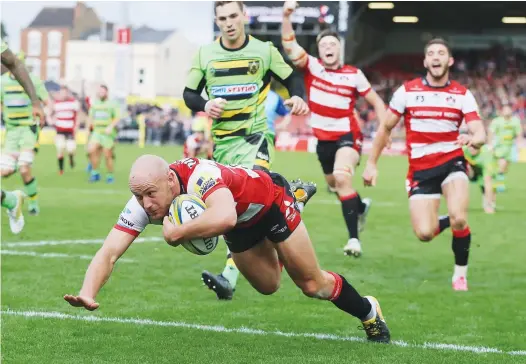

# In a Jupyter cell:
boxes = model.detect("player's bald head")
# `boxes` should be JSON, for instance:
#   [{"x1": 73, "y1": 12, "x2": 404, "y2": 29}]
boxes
[{"x1": 129, "y1": 155, "x2": 170, "y2": 189}]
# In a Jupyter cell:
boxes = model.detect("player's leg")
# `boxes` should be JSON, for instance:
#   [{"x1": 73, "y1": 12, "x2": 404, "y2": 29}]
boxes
[
  {"x1": 265, "y1": 177, "x2": 389, "y2": 342},
  {"x1": 494, "y1": 146, "x2": 511, "y2": 192},
  {"x1": 1, "y1": 189, "x2": 25, "y2": 234},
  {"x1": 88, "y1": 132, "x2": 102, "y2": 182},
  {"x1": 55, "y1": 133, "x2": 66, "y2": 175},
  {"x1": 442, "y1": 171, "x2": 471, "y2": 291},
  {"x1": 1, "y1": 127, "x2": 20, "y2": 178},
  {"x1": 66, "y1": 134, "x2": 77, "y2": 169},
  {"x1": 101, "y1": 134, "x2": 116, "y2": 183},
  {"x1": 18, "y1": 126, "x2": 40, "y2": 215}
]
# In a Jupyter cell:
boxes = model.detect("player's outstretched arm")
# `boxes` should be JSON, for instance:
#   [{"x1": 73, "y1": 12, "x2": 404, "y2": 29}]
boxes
[
  {"x1": 281, "y1": 1, "x2": 308, "y2": 69},
  {"x1": 163, "y1": 188, "x2": 237, "y2": 246},
  {"x1": 64, "y1": 228, "x2": 136, "y2": 310},
  {"x1": 364, "y1": 90, "x2": 387, "y2": 126}
]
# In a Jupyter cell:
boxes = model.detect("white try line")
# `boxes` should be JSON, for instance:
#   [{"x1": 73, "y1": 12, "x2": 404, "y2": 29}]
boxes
[
  {"x1": 2, "y1": 236, "x2": 164, "y2": 248},
  {"x1": 1, "y1": 310, "x2": 524, "y2": 356},
  {"x1": 0, "y1": 250, "x2": 135, "y2": 263}
]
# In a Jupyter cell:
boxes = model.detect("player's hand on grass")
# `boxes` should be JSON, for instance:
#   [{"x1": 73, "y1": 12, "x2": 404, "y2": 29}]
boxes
[
  {"x1": 284, "y1": 96, "x2": 309, "y2": 116},
  {"x1": 362, "y1": 162, "x2": 378, "y2": 187},
  {"x1": 283, "y1": 1, "x2": 298, "y2": 17},
  {"x1": 163, "y1": 216, "x2": 184, "y2": 247},
  {"x1": 63, "y1": 294, "x2": 100, "y2": 311},
  {"x1": 205, "y1": 98, "x2": 227, "y2": 119}
]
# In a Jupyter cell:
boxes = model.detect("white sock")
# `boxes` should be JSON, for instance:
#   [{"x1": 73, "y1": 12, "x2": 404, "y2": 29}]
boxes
[
  {"x1": 453, "y1": 265, "x2": 468, "y2": 281},
  {"x1": 297, "y1": 201, "x2": 305, "y2": 213},
  {"x1": 363, "y1": 296, "x2": 377, "y2": 322}
]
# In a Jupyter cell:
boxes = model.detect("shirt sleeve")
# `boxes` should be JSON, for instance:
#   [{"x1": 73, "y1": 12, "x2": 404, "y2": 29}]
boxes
[
  {"x1": 462, "y1": 90, "x2": 481, "y2": 123},
  {"x1": 356, "y1": 69, "x2": 372, "y2": 96},
  {"x1": 185, "y1": 47, "x2": 206, "y2": 91},
  {"x1": 388, "y1": 85, "x2": 407, "y2": 116},
  {"x1": 186, "y1": 163, "x2": 227, "y2": 201},
  {"x1": 275, "y1": 96, "x2": 289, "y2": 117},
  {"x1": 269, "y1": 44, "x2": 293, "y2": 81},
  {"x1": 114, "y1": 196, "x2": 151, "y2": 237}
]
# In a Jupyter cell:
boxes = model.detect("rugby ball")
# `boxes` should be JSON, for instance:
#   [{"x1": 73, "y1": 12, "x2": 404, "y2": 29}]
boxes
[{"x1": 168, "y1": 194, "x2": 219, "y2": 255}]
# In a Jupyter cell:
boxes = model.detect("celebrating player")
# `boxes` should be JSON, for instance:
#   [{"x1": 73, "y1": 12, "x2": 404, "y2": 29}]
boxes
[
  {"x1": 64, "y1": 155, "x2": 390, "y2": 343},
  {"x1": 50, "y1": 84, "x2": 80, "y2": 175},
  {"x1": 86, "y1": 85, "x2": 120, "y2": 183},
  {"x1": 1, "y1": 43, "x2": 49, "y2": 217},
  {"x1": 183, "y1": 1, "x2": 310, "y2": 300},
  {"x1": 281, "y1": 1, "x2": 386, "y2": 257},
  {"x1": 363, "y1": 38, "x2": 486, "y2": 291},
  {"x1": 488, "y1": 104, "x2": 523, "y2": 191}
]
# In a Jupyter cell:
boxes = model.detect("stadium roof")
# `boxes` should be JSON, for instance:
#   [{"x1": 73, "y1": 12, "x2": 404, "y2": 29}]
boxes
[
  {"x1": 28, "y1": 8, "x2": 75, "y2": 28},
  {"x1": 131, "y1": 26, "x2": 175, "y2": 44},
  {"x1": 354, "y1": 2, "x2": 526, "y2": 31}
]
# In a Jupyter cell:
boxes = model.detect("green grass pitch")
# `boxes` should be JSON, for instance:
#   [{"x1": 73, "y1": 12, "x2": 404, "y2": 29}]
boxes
[{"x1": 2, "y1": 145, "x2": 525, "y2": 363}]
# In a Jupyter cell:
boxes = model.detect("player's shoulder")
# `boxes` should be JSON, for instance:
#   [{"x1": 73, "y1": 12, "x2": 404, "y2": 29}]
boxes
[
  {"x1": 340, "y1": 64, "x2": 361, "y2": 74},
  {"x1": 447, "y1": 80, "x2": 470, "y2": 95},
  {"x1": 403, "y1": 78, "x2": 425, "y2": 91}
]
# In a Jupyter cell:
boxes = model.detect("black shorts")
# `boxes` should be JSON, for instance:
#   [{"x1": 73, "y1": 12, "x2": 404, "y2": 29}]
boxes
[
  {"x1": 56, "y1": 130, "x2": 75, "y2": 140},
  {"x1": 406, "y1": 157, "x2": 468, "y2": 199},
  {"x1": 316, "y1": 132, "x2": 363, "y2": 175},
  {"x1": 224, "y1": 172, "x2": 302, "y2": 253}
]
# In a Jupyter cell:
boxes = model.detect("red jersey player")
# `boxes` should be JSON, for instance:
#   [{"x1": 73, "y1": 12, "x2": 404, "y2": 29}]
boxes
[
  {"x1": 363, "y1": 38, "x2": 486, "y2": 291},
  {"x1": 50, "y1": 84, "x2": 80, "y2": 174},
  {"x1": 64, "y1": 155, "x2": 391, "y2": 343},
  {"x1": 281, "y1": 1, "x2": 387, "y2": 258}
]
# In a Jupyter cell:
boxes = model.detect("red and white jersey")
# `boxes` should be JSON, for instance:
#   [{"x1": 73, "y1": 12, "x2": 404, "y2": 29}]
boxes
[
  {"x1": 389, "y1": 78, "x2": 480, "y2": 172},
  {"x1": 53, "y1": 97, "x2": 80, "y2": 133},
  {"x1": 303, "y1": 55, "x2": 371, "y2": 141},
  {"x1": 183, "y1": 133, "x2": 204, "y2": 158},
  {"x1": 114, "y1": 159, "x2": 275, "y2": 237}
]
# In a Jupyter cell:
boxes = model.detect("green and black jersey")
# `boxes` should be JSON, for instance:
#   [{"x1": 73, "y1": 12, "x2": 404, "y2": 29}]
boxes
[{"x1": 185, "y1": 36, "x2": 293, "y2": 141}]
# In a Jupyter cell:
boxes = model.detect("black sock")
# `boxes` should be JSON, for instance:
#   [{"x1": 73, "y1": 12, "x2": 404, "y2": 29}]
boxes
[
  {"x1": 329, "y1": 272, "x2": 371, "y2": 320},
  {"x1": 357, "y1": 193, "x2": 366, "y2": 214},
  {"x1": 438, "y1": 216, "x2": 450, "y2": 234},
  {"x1": 452, "y1": 227, "x2": 471, "y2": 266},
  {"x1": 58, "y1": 157, "x2": 64, "y2": 171},
  {"x1": 69, "y1": 154, "x2": 75, "y2": 169},
  {"x1": 480, "y1": 185, "x2": 485, "y2": 194},
  {"x1": 340, "y1": 193, "x2": 360, "y2": 239}
]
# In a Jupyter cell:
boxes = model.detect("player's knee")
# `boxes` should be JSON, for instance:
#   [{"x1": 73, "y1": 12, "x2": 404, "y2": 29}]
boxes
[
  {"x1": 449, "y1": 213, "x2": 467, "y2": 230},
  {"x1": 17, "y1": 151, "x2": 34, "y2": 170},
  {"x1": 333, "y1": 172, "x2": 352, "y2": 190},
  {"x1": 414, "y1": 227, "x2": 435, "y2": 242},
  {"x1": 1, "y1": 155, "x2": 17, "y2": 176},
  {"x1": 254, "y1": 280, "x2": 280, "y2": 295}
]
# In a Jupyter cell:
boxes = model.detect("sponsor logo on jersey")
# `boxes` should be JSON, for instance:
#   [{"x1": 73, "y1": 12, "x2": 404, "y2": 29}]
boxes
[
  {"x1": 5, "y1": 99, "x2": 30, "y2": 107},
  {"x1": 195, "y1": 173, "x2": 218, "y2": 197},
  {"x1": 256, "y1": 151, "x2": 269, "y2": 161},
  {"x1": 210, "y1": 83, "x2": 258, "y2": 97},
  {"x1": 446, "y1": 95, "x2": 456, "y2": 105},
  {"x1": 120, "y1": 215, "x2": 134, "y2": 228},
  {"x1": 248, "y1": 61, "x2": 260, "y2": 74},
  {"x1": 121, "y1": 207, "x2": 132, "y2": 215}
]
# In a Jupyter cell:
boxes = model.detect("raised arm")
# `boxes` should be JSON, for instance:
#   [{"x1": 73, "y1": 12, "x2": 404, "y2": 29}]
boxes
[{"x1": 281, "y1": 1, "x2": 308, "y2": 69}]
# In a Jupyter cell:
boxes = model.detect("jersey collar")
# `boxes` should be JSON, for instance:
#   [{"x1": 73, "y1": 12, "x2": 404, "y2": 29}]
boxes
[
  {"x1": 219, "y1": 34, "x2": 250, "y2": 52},
  {"x1": 422, "y1": 76, "x2": 451, "y2": 89}
]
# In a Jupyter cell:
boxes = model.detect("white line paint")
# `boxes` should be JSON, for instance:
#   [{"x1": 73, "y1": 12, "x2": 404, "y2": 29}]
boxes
[
  {"x1": 3, "y1": 236, "x2": 163, "y2": 248},
  {"x1": 0, "y1": 250, "x2": 135, "y2": 263},
  {"x1": 1, "y1": 310, "x2": 523, "y2": 356}
]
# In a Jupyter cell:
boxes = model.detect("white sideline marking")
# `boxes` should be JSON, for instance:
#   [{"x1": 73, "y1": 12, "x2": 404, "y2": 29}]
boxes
[
  {"x1": 1, "y1": 310, "x2": 524, "y2": 356},
  {"x1": 0, "y1": 250, "x2": 135, "y2": 263},
  {"x1": 3, "y1": 236, "x2": 163, "y2": 248}
]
